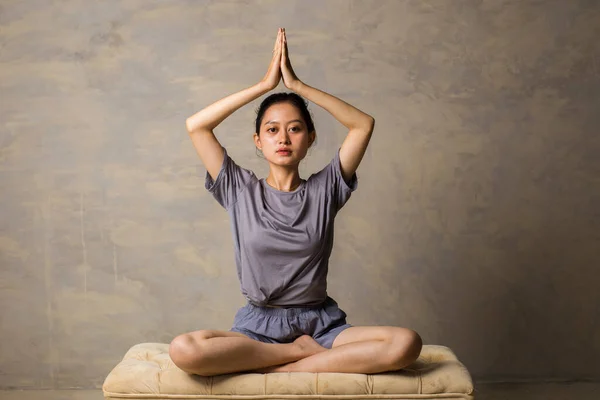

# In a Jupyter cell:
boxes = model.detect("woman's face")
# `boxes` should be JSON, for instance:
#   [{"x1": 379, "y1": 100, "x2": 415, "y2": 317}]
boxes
[{"x1": 254, "y1": 102, "x2": 315, "y2": 167}]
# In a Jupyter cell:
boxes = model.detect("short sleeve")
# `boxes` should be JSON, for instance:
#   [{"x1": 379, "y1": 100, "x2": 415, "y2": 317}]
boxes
[
  {"x1": 312, "y1": 148, "x2": 358, "y2": 211},
  {"x1": 205, "y1": 147, "x2": 255, "y2": 210}
]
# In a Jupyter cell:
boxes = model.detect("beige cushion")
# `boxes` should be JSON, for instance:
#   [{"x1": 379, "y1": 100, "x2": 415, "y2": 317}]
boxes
[{"x1": 103, "y1": 343, "x2": 474, "y2": 399}]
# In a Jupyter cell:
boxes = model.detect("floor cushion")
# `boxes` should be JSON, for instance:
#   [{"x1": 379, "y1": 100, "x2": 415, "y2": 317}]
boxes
[{"x1": 103, "y1": 342, "x2": 474, "y2": 399}]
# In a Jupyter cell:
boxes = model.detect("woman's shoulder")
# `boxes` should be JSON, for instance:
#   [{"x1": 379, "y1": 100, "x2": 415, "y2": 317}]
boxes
[{"x1": 306, "y1": 152, "x2": 339, "y2": 182}]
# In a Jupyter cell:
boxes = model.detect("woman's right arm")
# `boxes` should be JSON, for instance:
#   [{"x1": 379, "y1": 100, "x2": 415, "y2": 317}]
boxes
[{"x1": 186, "y1": 29, "x2": 283, "y2": 180}]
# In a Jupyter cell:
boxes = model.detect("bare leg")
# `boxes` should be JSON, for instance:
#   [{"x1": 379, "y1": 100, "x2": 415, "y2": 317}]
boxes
[
  {"x1": 169, "y1": 330, "x2": 327, "y2": 376},
  {"x1": 259, "y1": 326, "x2": 422, "y2": 374}
]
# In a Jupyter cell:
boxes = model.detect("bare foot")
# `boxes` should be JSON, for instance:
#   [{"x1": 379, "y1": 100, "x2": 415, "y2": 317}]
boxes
[
  {"x1": 253, "y1": 362, "x2": 295, "y2": 373},
  {"x1": 293, "y1": 335, "x2": 328, "y2": 358},
  {"x1": 252, "y1": 336, "x2": 327, "y2": 373}
]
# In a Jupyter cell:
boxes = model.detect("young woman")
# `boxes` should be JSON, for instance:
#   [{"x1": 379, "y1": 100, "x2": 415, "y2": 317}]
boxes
[{"x1": 169, "y1": 28, "x2": 422, "y2": 376}]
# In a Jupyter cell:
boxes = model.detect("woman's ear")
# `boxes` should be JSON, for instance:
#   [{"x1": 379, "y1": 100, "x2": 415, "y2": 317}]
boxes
[
  {"x1": 309, "y1": 131, "x2": 316, "y2": 147},
  {"x1": 253, "y1": 133, "x2": 261, "y2": 149}
]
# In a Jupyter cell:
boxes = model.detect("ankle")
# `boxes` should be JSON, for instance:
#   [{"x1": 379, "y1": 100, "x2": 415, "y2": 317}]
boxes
[{"x1": 289, "y1": 341, "x2": 309, "y2": 360}]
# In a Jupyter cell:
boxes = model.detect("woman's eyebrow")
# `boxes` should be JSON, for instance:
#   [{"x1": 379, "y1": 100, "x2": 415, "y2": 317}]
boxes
[{"x1": 265, "y1": 119, "x2": 303, "y2": 125}]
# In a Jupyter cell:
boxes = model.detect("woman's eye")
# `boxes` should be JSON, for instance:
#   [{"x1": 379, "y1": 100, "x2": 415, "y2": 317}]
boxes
[{"x1": 289, "y1": 126, "x2": 299, "y2": 132}]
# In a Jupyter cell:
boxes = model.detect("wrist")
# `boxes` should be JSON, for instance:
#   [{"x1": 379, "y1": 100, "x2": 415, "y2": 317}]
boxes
[
  {"x1": 290, "y1": 80, "x2": 304, "y2": 93},
  {"x1": 256, "y1": 80, "x2": 273, "y2": 94}
]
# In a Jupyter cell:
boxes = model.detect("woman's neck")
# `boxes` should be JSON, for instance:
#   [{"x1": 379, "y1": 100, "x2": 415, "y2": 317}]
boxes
[{"x1": 265, "y1": 169, "x2": 303, "y2": 192}]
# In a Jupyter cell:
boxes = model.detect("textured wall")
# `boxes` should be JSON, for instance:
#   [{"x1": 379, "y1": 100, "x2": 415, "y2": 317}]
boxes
[{"x1": 1, "y1": 0, "x2": 599, "y2": 389}]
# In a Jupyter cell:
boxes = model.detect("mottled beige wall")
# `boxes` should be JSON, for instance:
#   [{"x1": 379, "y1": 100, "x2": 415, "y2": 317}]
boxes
[{"x1": 1, "y1": 0, "x2": 599, "y2": 389}]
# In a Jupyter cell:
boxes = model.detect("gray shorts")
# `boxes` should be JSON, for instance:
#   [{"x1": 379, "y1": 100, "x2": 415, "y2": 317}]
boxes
[{"x1": 230, "y1": 296, "x2": 352, "y2": 349}]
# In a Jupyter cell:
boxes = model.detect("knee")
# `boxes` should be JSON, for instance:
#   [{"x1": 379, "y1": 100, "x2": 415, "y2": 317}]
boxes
[
  {"x1": 169, "y1": 334, "x2": 196, "y2": 370},
  {"x1": 388, "y1": 329, "x2": 423, "y2": 369},
  {"x1": 169, "y1": 332, "x2": 210, "y2": 375}
]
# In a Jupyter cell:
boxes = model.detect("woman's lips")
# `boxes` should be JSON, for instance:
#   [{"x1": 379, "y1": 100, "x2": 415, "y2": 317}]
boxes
[{"x1": 277, "y1": 150, "x2": 291, "y2": 155}]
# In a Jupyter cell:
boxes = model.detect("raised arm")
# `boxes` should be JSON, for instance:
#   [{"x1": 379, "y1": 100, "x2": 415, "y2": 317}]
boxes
[
  {"x1": 279, "y1": 29, "x2": 375, "y2": 183},
  {"x1": 186, "y1": 29, "x2": 284, "y2": 180}
]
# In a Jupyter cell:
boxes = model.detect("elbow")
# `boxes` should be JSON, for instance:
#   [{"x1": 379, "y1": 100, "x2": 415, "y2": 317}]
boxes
[
  {"x1": 185, "y1": 117, "x2": 195, "y2": 134},
  {"x1": 186, "y1": 117, "x2": 214, "y2": 135},
  {"x1": 349, "y1": 115, "x2": 375, "y2": 133},
  {"x1": 363, "y1": 115, "x2": 375, "y2": 133},
  {"x1": 367, "y1": 115, "x2": 375, "y2": 130},
  {"x1": 186, "y1": 117, "x2": 205, "y2": 135}
]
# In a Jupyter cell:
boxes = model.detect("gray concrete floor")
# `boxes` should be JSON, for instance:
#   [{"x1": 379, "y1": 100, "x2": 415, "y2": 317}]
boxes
[{"x1": 0, "y1": 382, "x2": 599, "y2": 399}]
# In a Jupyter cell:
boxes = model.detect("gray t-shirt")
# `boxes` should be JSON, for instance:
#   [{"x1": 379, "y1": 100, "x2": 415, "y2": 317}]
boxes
[{"x1": 205, "y1": 148, "x2": 358, "y2": 307}]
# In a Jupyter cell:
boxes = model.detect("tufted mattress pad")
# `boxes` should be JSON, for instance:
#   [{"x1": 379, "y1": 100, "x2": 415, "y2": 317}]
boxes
[{"x1": 103, "y1": 343, "x2": 474, "y2": 399}]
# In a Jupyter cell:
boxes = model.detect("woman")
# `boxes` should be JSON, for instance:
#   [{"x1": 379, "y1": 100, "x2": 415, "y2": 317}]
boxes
[{"x1": 169, "y1": 28, "x2": 422, "y2": 376}]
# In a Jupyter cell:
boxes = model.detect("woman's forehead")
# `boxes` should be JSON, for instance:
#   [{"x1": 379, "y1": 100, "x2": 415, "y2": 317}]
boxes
[{"x1": 263, "y1": 102, "x2": 303, "y2": 123}]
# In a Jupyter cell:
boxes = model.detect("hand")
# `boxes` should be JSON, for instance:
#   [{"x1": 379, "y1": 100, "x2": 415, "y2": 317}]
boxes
[
  {"x1": 261, "y1": 28, "x2": 283, "y2": 90},
  {"x1": 280, "y1": 29, "x2": 302, "y2": 91}
]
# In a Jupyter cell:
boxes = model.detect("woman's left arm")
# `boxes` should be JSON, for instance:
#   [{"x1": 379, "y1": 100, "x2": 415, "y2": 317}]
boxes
[{"x1": 280, "y1": 29, "x2": 375, "y2": 183}]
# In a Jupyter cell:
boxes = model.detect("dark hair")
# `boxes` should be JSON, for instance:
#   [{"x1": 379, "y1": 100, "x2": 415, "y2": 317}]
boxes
[{"x1": 255, "y1": 92, "x2": 315, "y2": 135}]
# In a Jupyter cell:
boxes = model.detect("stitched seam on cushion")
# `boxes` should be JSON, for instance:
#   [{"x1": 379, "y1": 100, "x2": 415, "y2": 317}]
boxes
[
  {"x1": 101, "y1": 393, "x2": 472, "y2": 399},
  {"x1": 418, "y1": 369, "x2": 422, "y2": 394}
]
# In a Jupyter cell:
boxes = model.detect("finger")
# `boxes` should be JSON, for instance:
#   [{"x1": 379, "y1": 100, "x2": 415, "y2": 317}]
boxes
[
  {"x1": 273, "y1": 28, "x2": 280, "y2": 48},
  {"x1": 282, "y1": 30, "x2": 288, "y2": 59},
  {"x1": 278, "y1": 28, "x2": 284, "y2": 51},
  {"x1": 272, "y1": 38, "x2": 281, "y2": 59},
  {"x1": 280, "y1": 30, "x2": 286, "y2": 55},
  {"x1": 273, "y1": 29, "x2": 283, "y2": 54},
  {"x1": 274, "y1": 32, "x2": 283, "y2": 58}
]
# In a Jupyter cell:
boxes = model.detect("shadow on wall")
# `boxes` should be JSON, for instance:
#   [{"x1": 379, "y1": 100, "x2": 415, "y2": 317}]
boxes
[{"x1": 443, "y1": 185, "x2": 599, "y2": 382}]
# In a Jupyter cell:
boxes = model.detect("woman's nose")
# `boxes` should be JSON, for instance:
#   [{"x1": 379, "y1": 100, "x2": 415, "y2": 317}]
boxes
[{"x1": 278, "y1": 132, "x2": 290, "y2": 144}]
